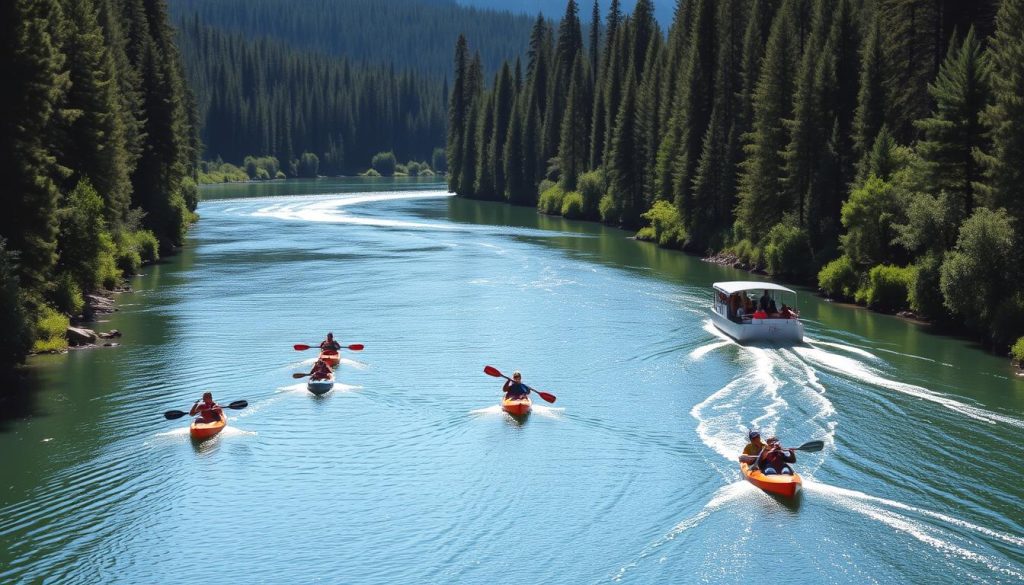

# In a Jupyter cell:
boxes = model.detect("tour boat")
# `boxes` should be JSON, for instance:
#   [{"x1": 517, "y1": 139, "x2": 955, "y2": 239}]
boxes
[{"x1": 710, "y1": 281, "x2": 804, "y2": 343}]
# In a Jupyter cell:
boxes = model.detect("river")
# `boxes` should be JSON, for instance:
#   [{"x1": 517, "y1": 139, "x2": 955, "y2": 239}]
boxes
[{"x1": 2, "y1": 178, "x2": 1022, "y2": 584}]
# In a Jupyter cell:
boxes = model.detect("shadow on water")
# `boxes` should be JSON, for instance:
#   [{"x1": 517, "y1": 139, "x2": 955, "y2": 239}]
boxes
[
  {"x1": 504, "y1": 412, "x2": 529, "y2": 428},
  {"x1": 0, "y1": 367, "x2": 42, "y2": 433}
]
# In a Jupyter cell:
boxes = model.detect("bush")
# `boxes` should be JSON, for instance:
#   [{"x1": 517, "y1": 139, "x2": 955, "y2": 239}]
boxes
[
  {"x1": 991, "y1": 294, "x2": 1024, "y2": 350},
  {"x1": 33, "y1": 305, "x2": 69, "y2": 353},
  {"x1": 275, "y1": 170, "x2": 287, "y2": 180},
  {"x1": 561, "y1": 192, "x2": 584, "y2": 219},
  {"x1": 731, "y1": 239, "x2": 763, "y2": 268},
  {"x1": 361, "y1": 168, "x2": 381, "y2": 177},
  {"x1": 856, "y1": 264, "x2": 913, "y2": 312},
  {"x1": 577, "y1": 170, "x2": 604, "y2": 219},
  {"x1": 638, "y1": 200, "x2": 687, "y2": 249},
  {"x1": 114, "y1": 233, "x2": 142, "y2": 276},
  {"x1": 599, "y1": 193, "x2": 620, "y2": 224},
  {"x1": 940, "y1": 208, "x2": 1016, "y2": 333},
  {"x1": 98, "y1": 232, "x2": 121, "y2": 289},
  {"x1": 134, "y1": 230, "x2": 159, "y2": 264},
  {"x1": 298, "y1": 152, "x2": 320, "y2": 178},
  {"x1": 371, "y1": 151, "x2": 397, "y2": 176},
  {"x1": 763, "y1": 223, "x2": 813, "y2": 278},
  {"x1": 538, "y1": 184, "x2": 566, "y2": 215},
  {"x1": 52, "y1": 272, "x2": 85, "y2": 315},
  {"x1": 818, "y1": 255, "x2": 860, "y2": 301},
  {"x1": 908, "y1": 252, "x2": 944, "y2": 320},
  {"x1": 395, "y1": 163, "x2": 409, "y2": 175},
  {"x1": 1012, "y1": 337, "x2": 1024, "y2": 365}
]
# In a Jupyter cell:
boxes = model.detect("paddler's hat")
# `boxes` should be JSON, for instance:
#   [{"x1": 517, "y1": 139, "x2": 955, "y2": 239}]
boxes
[{"x1": 748, "y1": 430, "x2": 761, "y2": 440}]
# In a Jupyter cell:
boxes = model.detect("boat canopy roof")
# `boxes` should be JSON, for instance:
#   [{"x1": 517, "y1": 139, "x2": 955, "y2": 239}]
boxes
[{"x1": 713, "y1": 281, "x2": 797, "y2": 295}]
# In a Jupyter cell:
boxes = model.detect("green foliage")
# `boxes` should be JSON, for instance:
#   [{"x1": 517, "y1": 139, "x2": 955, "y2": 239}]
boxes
[
  {"x1": 560, "y1": 191, "x2": 585, "y2": 219},
  {"x1": 0, "y1": 241, "x2": 33, "y2": 365},
  {"x1": 940, "y1": 208, "x2": 1017, "y2": 334},
  {"x1": 763, "y1": 223, "x2": 813, "y2": 278},
  {"x1": 371, "y1": 152, "x2": 397, "y2": 176},
  {"x1": 432, "y1": 148, "x2": 447, "y2": 174},
  {"x1": 731, "y1": 239, "x2": 764, "y2": 268},
  {"x1": 818, "y1": 256, "x2": 860, "y2": 301},
  {"x1": 56, "y1": 181, "x2": 118, "y2": 292},
  {"x1": 361, "y1": 169, "x2": 382, "y2": 177},
  {"x1": 991, "y1": 293, "x2": 1024, "y2": 350},
  {"x1": 908, "y1": 252, "x2": 946, "y2": 320},
  {"x1": 198, "y1": 161, "x2": 249, "y2": 184},
  {"x1": 855, "y1": 265, "x2": 913, "y2": 312},
  {"x1": 243, "y1": 156, "x2": 281, "y2": 180},
  {"x1": 577, "y1": 169, "x2": 604, "y2": 220},
  {"x1": 637, "y1": 201, "x2": 687, "y2": 249},
  {"x1": 538, "y1": 183, "x2": 566, "y2": 215},
  {"x1": 1011, "y1": 337, "x2": 1024, "y2": 364},
  {"x1": 32, "y1": 305, "x2": 69, "y2": 354},
  {"x1": 52, "y1": 272, "x2": 85, "y2": 316},
  {"x1": 840, "y1": 175, "x2": 905, "y2": 266},
  {"x1": 599, "y1": 193, "x2": 620, "y2": 225},
  {"x1": 297, "y1": 152, "x2": 320, "y2": 178},
  {"x1": 113, "y1": 229, "x2": 158, "y2": 276}
]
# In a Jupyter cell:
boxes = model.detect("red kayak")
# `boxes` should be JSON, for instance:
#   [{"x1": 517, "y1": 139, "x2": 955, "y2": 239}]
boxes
[
  {"x1": 501, "y1": 395, "x2": 531, "y2": 416},
  {"x1": 740, "y1": 462, "x2": 802, "y2": 497},
  {"x1": 190, "y1": 415, "x2": 227, "y2": 441},
  {"x1": 319, "y1": 350, "x2": 340, "y2": 367}
]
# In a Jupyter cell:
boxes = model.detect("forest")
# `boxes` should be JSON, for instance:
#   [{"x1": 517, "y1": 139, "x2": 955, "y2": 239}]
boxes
[
  {"x1": 1, "y1": 0, "x2": 197, "y2": 367},
  {"x1": 447, "y1": 0, "x2": 1024, "y2": 357}
]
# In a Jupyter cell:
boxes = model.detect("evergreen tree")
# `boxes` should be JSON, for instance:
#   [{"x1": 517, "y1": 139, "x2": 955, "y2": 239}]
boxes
[
  {"x1": 607, "y1": 62, "x2": 642, "y2": 227},
  {"x1": 489, "y1": 63, "x2": 515, "y2": 199},
  {"x1": 852, "y1": 14, "x2": 885, "y2": 180},
  {"x1": 635, "y1": 34, "x2": 664, "y2": 205},
  {"x1": 915, "y1": 28, "x2": 991, "y2": 223},
  {"x1": 447, "y1": 35, "x2": 469, "y2": 191},
  {"x1": 504, "y1": 92, "x2": 527, "y2": 201},
  {"x1": 474, "y1": 83, "x2": 496, "y2": 198},
  {"x1": 559, "y1": 54, "x2": 591, "y2": 191}
]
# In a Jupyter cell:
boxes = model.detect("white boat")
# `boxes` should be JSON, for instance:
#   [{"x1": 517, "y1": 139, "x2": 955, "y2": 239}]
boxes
[{"x1": 710, "y1": 281, "x2": 804, "y2": 343}]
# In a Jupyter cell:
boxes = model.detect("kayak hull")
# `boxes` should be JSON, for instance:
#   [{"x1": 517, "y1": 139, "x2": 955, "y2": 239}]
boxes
[
  {"x1": 190, "y1": 416, "x2": 227, "y2": 440},
  {"x1": 308, "y1": 373, "x2": 335, "y2": 395},
  {"x1": 318, "y1": 350, "x2": 340, "y2": 367},
  {"x1": 502, "y1": 395, "x2": 531, "y2": 416},
  {"x1": 740, "y1": 463, "x2": 801, "y2": 497}
]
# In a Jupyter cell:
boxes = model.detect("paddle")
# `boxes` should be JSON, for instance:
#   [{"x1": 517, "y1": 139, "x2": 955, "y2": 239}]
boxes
[
  {"x1": 483, "y1": 365, "x2": 557, "y2": 403},
  {"x1": 164, "y1": 400, "x2": 248, "y2": 420},
  {"x1": 782, "y1": 440, "x2": 824, "y2": 452},
  {"x1": 293, "y1": 343, "x2": 364, "y2": 351}
]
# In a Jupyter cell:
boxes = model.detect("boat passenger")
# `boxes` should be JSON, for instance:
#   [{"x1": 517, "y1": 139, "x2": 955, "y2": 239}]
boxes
[
  {"x1": 503, "y1": 370, "x2": 530, "y2": 398},
  {"x1": 320, "y1": 332, "x2": 341, "y2": 352},
  {"x1": 738, "y1": 430, "x2": 766, "y2": 467},
  {"x1": 758, "y1": 290, "x2": 773, "y2": 312},
  {"x1": 309, "y1": 359, "x2": 333, "y2": 380},
  {"x1": 743, "y1": 296, "x2": 755, "y2": 319},
  {"x1": 757, "y1": 437, "x2": 796, "y2": 475},
  {"x1": 189, "y1": 392, "x2": 224, "y2": 422},
  {"x1": 729, "y1": 294, "x2": 742, "y2": 320},
  {"x1": 780, "y1": 304, "x2": 796, "y2": 319}
]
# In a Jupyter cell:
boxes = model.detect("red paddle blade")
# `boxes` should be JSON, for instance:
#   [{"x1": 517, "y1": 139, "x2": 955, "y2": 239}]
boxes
[
  {"x1": 293, "y1": 344, "x2": 313, "y2": 351},
  {"x1": 534, "y1": 390, "x2": 556, "y2": 403},
  {"x1": 483, "y1": 365, "x2": 503, "y2": 378},
  {"x1": 347, "y1": 344, "x2": 364, "y2": 351}
]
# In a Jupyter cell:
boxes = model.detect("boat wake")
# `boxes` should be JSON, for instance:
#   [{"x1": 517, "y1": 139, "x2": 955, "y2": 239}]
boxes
[{"x1": 249, "y1": 191, "x2": 456, "y2": 230}]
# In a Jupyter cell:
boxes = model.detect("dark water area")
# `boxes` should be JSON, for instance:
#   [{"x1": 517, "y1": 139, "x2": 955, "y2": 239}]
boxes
[{"x1": 2, "y1": 178, "x2": 1022, "y2": 584}]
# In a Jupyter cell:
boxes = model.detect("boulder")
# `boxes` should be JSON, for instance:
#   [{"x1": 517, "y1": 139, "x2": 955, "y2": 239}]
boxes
[
  {"x1": 66, "y1": 327, "x2": 98, "y2": 346},
  {"x1": 98, "y1": 329, "x2": 122, "y2": 339}
]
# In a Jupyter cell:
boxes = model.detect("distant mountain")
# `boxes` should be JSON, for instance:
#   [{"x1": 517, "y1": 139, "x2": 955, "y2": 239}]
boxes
[{"x1": 452, "y1": 0, "x2": 674, "y2": 26}]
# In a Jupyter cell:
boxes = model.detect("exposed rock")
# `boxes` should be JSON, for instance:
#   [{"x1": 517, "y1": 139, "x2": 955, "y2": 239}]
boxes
[
  {"x1": 98, "y1": 329, "x2": 122, "y2": 339},
  {"x1": 86, "y1": 293, "x2": 116, "y2": 315},
  {"x1": 66, "y1": 327, "x2": 99, "y2": 346}
]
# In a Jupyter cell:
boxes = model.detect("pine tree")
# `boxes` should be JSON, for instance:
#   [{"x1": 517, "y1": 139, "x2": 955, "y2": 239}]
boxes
[
  {"x1": 504, "y1": 92, "x2": 526, "y2": 202},
  {"x1": 916, "y1": 28, "x2": 991, "y2": 223},
  {"x1": 446, "y1": 34, "x2": 469, "y2": 191},
  {"x1": 474, "y1": 83, "x2": 496, "y2": 198},
  {"x1": 489, "y1": 62, "x2": 515, "y2": 199},
  {"x1": 977, "y1": 0, "x2": 1024, "y2": 226},
  {"x1": 600, "y1": 20, "x2": 631, "y2": 171},
  {"x1": 589, "y1": 0, "x2": 600, "y2": 80},
  {"x1": 559, "y1": 54, "x2": 591, "y2": 191},
  {"x1": 457, "y1": 53, "x2": 483, "y2": 196},
  {"x1": 607, "y1": 62, "x2": 642, "y2": 227},
  {"x1": 635, "y1": 34, "x2": 664, "y2": 205},
  {"x1": 852, "y1": 15, "x2": 885, "y2": 180}
]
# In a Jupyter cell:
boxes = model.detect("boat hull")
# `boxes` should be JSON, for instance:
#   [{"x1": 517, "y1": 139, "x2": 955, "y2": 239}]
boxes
[
  {"x1": 741, "y1": 463, "x2": 802, "y2": 497},
  {"x1": 501, "y1": 395, "x2": 531, "y2": 416},
  {"x1": 190, "y1": 416, "x2": 227, "y2": 440},
  {"x1": 307, "y1": 373, "x2": 335, "y2": 395},
  {"x1": 318, "y1": 350, "x2": 340, "y2": 367},
  {"x1": 711, "y1": 310, "x2": 804, "y2": 344}
]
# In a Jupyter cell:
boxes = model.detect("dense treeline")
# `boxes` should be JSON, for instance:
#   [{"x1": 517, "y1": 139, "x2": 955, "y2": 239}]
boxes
[
  {"x1": 1, "y1": 0, "x2": 196, "y2": 367},
  {"x1": 449, "y1": 0, "x2": 1024, "y2": 354},
  {"x1": 177, "y1": 19, "x2": 446, "y2": 174},
  {"x1": 167, "y1": 0, "x2": 535, "y2": 79}
]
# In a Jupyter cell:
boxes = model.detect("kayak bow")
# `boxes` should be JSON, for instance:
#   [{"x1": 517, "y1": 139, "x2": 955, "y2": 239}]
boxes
[
  {"x1": 501, "y1": 395, "x2": 531, "y2": 416},
  {"x1": 307, "y1": 372, "x2": 335, "y2": 395},
  {"x1": 190, "y1": 415, "x2": 227, "y2": 441},
  {"x1": 740, "y1": 462, "x2": 802, "y2": 497}
]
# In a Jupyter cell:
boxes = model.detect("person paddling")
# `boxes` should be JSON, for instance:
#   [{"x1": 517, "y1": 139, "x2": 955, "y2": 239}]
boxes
[
  {"x1": 320, "y1": 332, "x2": 341, "y2": 352},
  {"x1": 756, "y1": 436, "x2": 797, "y2": 475},
  {"x1": 189, "y1": 392, "x2": 224, "y2": 422},
  {"x1": 308, "y1": 358, "x2": 333, "y2": 380},
  {"x1": 738, "y1": 430, "x2": 767, "y2": 468},
  {"x1": 502, "y1": 370, "x2": 530, "y2": 399}
]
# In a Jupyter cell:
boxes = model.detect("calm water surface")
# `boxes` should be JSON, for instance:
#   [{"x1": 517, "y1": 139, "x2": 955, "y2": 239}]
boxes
[{"x1": 2, "y1": 177, "x2": 1023, "y2": 584}]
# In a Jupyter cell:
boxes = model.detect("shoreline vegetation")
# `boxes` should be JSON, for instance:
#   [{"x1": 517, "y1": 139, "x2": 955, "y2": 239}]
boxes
[
  {"x1": 2, "y1": 0, "x2": 198, "y2": 369},
  {"x1": 197, "y1": 151, "x2": 446, "y2": 184},
  {"x1": 446, "y1": 0, "x2": 1024, "y2": 367}
]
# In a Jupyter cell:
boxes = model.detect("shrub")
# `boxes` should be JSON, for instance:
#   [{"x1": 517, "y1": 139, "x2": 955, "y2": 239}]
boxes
[
  {"x1": 763, "y1": 223, "x2": 813, "y2": 278},
  {"x1": 731, "y1": 238, "x2": 763, "y2": 268},
  {"x1": 1011, "y1": 337, "x2": 1024, "y2": 365},
  {"x1": 33, "y1": 305, "x2": 69, "y2": 353},
  {"x1": 561, "y1": 192, "x2": 584, "y2": 219},
  {"x1": 98, "y1": 232, "x2": 121, "y2": 289},
  {"x1": 275, "y1": 170, "x2": 287, "y2": 180},
  {"x1": 361, "y1": 168, "x2": 382, "y2": 177},
  {"x1": 114, "y1": 232, "x2": 142, "y2": 276},
  {"x1": 856, "y1": 264, "x2": 913, "y2": 312},
  {"x1": 991, "y1": 294, "x2": 1024, "y2": 350},
  {"x1": 818, "y1": 255, "x2": 860, "y2": 301},
  {"x1": 371, "y1": 151, "x2": 397, "y2": 176},
  {"x1": 255, "y1": 167, "x2": 270, "y2": 180},
  {"x1": 134, "y1": 230, "x2": 159, "y2": 264},
  {"x1": 395, "y1": 163, "x2": 409, "y2": 175},
  {"x1": 599, "y1": 193, "x2": 620, "y2": 224},
  {"x1": 537, "y1": 183, "x2": 566, "y2": 215},
  {"x1": 298, "y1": 152, "x2": 320, "y2": 178},
  {"x1": 0, "y1": 241, "x2": 32, "y2": 365},
  {"x1": 940, "y1": 208, "x2": 1015, "y2": 333},
  {"x1": 52, "y1": 272, "x2": 85, "y2": 315},
  {"x1": 638, "y1": 200, "x2": 687, "y2": 249},
  {"x1": 908, "y1": 252, "x2": 944, "y2": 320},
  {"x1": 577, "y1": 170, "x2": 604, "y2": 219}
]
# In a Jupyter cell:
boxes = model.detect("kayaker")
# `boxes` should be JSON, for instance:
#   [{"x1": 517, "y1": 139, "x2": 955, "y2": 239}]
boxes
[
  {"x1": 320, "y1": 332, "x2": 341, "y2": 352},
  {"x1": 189, "y1": 392, "x2": 224, "y2": 422},
  {"x1": 503, "y1": 371, "x2": 530, "y2": 398},
  {"x1": 309, "y1": 359, "x2": 333, "y2": 380},
  {"x1": 756, "y1": 437, "x2": 797, "y2": 475},
  {"x1": 738, "y1": 430, "x2": 767, "y2": 467}
]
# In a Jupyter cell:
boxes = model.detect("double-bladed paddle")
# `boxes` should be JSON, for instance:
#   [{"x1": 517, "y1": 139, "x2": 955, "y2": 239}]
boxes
[
  {"x1": 483, "y1": 366, "x2": 557, "y2": 403},
  {"x1": 164, "y1": 400, "x2": 248, "y2": 420},
  {"x1": 293, "y1": 343, "x2": 364, "y2": 351},
  {"x1": 781, "y1": 440, "x2": 825, "y2": 452}
]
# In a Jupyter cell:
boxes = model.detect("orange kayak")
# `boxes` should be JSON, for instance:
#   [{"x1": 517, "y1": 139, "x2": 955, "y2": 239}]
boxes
[
  {"x1": 502, "y1": 395, "x2": 531, "y2": 416},
  {"x1": 190, "y1": 415, "x2": 227, "y2": 440},
  {"x1": 740, "y1": 462, "x2": 801, "y2": 497},
  {"x1": 319, "y1": 350, "x2": 340, "y2": 367}
]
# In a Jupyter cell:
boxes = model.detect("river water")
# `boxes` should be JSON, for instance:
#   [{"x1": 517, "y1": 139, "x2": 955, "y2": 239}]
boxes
[{"x1": 2, "y1": 178, "x2": 1022, "y2": 584}]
